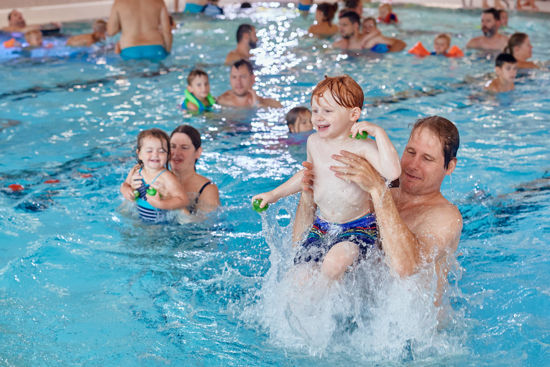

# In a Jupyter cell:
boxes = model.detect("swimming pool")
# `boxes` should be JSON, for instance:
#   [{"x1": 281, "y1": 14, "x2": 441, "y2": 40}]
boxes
[{"x1": 0, "y1": 3, "x2": 549, "y2": 365}]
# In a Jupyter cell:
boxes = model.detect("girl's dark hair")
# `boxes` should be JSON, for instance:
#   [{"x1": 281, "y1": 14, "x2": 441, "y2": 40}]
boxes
[{"x1": 136, "y1": 128, "x2": 170, "y2": 168}]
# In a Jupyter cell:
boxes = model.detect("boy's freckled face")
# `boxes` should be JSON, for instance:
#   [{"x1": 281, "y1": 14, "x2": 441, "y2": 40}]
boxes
[
  {"x1": 311, "y1": 92, "x2": 354, "y2": 139},
  {"x1": 496, "y1": 62, "x2": 517, "y2": 83},
  {"x1": 188, "y1": 75, "x2": 210, "y2": 100}
]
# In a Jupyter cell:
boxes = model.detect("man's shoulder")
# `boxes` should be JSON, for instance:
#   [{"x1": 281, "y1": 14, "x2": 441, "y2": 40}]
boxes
[{"x1": 216, "y1": 90, "x2": 233, "y2": 103}]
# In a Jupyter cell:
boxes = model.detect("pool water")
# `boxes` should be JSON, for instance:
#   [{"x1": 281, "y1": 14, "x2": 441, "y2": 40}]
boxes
[{"x1": 1, "y1": 3, "x2": 549, "y2": 365}]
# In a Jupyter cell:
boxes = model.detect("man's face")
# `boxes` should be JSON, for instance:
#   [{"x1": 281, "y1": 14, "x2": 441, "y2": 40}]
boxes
[
  {"x1": 339, "y1": 18, "x2": 356, "y2": 39},
  {"x1": 230, "y1": 66, "x2": 254, "y2": 97},
  {"x1": 248, "y1": 28, "x2": 258, "y2": 49},
  {"x1": 9, "y1": 10, "x2": 26, "y2": 28},
  {"x1": 481, "y1": 13, "x2": 498, "y2": 38},
  {"x1": 400, "y1": 127, "x2": 454, "y2": 196},
  {"x1": 496, "y1": 62, "x2": 517, "y2": 84}
]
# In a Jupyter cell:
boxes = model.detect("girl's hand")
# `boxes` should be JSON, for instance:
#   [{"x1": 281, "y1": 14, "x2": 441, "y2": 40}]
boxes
[{"x1": 130, "y1": 171, "x2": 143, "y2": 190}]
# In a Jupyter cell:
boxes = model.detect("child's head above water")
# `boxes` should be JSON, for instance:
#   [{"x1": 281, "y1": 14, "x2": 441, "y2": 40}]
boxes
[
  {"x1": 136, "y1": 128, "x2": 171, "y2": 170},
  {"x1": 311, "y1": 74, "x2": 364, "y2": 110},
  {"x1": 24, "y1": 29, "x2": 42, "y2": 47},
  {"x1": 186, "y1": 69, "x2": 211, "y2": 100},
  {"x1": 285, "y1": 106, "x2": 312, "y2": 133},
  {"x1": 495, "y1": 53, "x2": 517, "y2": 83},
  {"x1": 433, "y1": 33, "x2": 451, "y2": 55}
]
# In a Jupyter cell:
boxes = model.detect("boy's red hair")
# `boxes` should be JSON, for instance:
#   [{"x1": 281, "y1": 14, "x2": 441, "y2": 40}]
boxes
[{"x1": 311, "y1": 75, "x2": 364, "y2": 109}]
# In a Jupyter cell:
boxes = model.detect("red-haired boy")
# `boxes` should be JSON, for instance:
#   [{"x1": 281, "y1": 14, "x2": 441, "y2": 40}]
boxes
[{"x1": 253, "y1": 75, "x2": 401, "y2": 280}]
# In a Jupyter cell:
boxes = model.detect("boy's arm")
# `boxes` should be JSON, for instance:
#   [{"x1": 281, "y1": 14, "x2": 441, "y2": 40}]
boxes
[
  {"x1": 351, "y1": 121, "x2": 401, "y2": 181},
  {"x1": 252, "y1": 170, "x2": 305, "y2": 208}
]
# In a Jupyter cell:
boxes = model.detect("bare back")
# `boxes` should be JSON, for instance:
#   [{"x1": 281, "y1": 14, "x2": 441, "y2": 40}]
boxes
[
  {"x1": 308, "y1": 134, "x2": 381, "y2": 223},
  {"x1": 108, "y1": 0, "x2": 171, "y2": 51}
]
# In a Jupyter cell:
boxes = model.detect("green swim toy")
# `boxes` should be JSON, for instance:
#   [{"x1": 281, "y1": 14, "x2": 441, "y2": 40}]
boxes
[
  {"x1": 146, "y1": 187, "x2": 157, "y2": 196},
  {"x1": 253, "y1": 199, "x2": 268, "y2": 213},
  {"x1": 133, "y1": 190, "x2": 140, "y2": 200},
  {"x1": 350, "y1": 131, "x2": 368, "y2": 140}
]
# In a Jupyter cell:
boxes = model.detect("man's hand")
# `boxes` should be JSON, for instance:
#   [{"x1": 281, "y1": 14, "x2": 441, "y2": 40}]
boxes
[{"x1": 330, "y1": 150, "x2": 386, "y2": 195}]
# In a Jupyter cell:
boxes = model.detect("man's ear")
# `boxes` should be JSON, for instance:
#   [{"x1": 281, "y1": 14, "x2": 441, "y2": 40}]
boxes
[{"x1": 445, "y1": 158, "x2": 457, "y2": 175}]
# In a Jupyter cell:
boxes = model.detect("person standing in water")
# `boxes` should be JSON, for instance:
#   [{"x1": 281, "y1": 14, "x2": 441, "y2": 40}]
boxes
[{"x1": 107, "y1": 0, "x2": 172, "y2": 61}]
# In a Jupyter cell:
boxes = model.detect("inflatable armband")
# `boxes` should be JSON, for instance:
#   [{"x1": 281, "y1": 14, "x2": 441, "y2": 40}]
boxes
[
  {"x1": 446, "y1": 45, "x2": 464, "y2": 58},
  {"x1": 408, "y1": 42, "x2": 430, "y2": 57},
  {"x1": 3, "y1": 38, "x2": 16, "y2": 48}
]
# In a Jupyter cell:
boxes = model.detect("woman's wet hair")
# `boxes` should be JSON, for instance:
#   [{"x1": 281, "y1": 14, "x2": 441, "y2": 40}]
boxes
[
  {"x1": 316, "y1": 3, "x2": 338, "y2": 24},
  {"x1": 411, "y1": 116, "x2": 460, "y2": 169},
  {"x1": 503, "y1": 32, "x2": 528, "y2": 56},
  {"x1": 136, "y1": 128, "x2": 170, "y2": 168}
]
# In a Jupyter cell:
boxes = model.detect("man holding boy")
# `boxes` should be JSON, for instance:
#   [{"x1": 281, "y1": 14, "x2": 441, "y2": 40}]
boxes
[
  {"x1": 225, "y1": 24, "x2": 258, "y2": 65},
  {"x1": 217, "y1": 59, "x2": 282, "y2": 108},
  {"x1": 294, "y1": 116, "x2": 462, "y2": 304},
  {"x1": 466, "y1": 8, "x2": 508, "y2": 51},
  {"x1": 107, "y1": 0, "x2": 172, "y2": 61}
]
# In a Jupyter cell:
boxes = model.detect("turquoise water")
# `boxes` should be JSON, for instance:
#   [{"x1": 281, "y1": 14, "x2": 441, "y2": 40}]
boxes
[{"x1": 0, "y1": 4, "x2": 549, "y2": 365}]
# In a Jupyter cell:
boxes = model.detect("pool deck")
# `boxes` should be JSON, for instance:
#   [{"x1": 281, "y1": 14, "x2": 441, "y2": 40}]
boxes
[{"x1": 0, "y1": 0, "x2": 548, "y2": 29}]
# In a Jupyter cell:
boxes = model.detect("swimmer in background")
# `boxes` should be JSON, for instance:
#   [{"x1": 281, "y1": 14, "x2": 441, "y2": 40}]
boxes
[
  {"x1": 121, "y1": 128, "x2": 188, "y2": 223},
  {"x1": 181, "y1": 69, "x2": 216, "y2": 113},
  {"x1": 516, "y1": 0, "x2": 539, "y2": 10},
  {"x1": 217, "y1": 59, "x2": 282, "y2": 108},
  {"x1": 408, "y1": 33, "x2": 464, "y2": 57},
  {"x1": 333, "y1": 11, "x2": 365, "y2": 50},
  {"x1": 504, "y1": 32, "x2": 538, "y2": 69},
  {"x1": 298, "y1": 0, "x2": 313, "y2": 16},
  {"x1": 308, "y1": 3, "x2": 339, "y2": 38},
  {"x1": 253, "y1": 75, "x2": 401, "y2": 281},
  {"x1": 361, "y1": 17, "x2": 406, "y2": 53},
  {"x1": 225, "y1": 24, "x2": 258, "y2": 66},
  {"x1": 340, "y1": 0, "x2": 363, "y2": 17},
  {"x1": 466, "y1": 8, "x2": 508, "y2": 51},
  {"x1": 485, "y1": 53, "x2": 517, "y2": 93},
  {"x1": 286, "y1": 107, "x2": 313, "y2": 133},
  {"x1": 107, "y1": 0, "x2": 172, "y2": 61},
  {"x1": 66, "y1": 20, "x2": 107, "y2": 47},
  {"x1": 24, "y1": 29, "x2": 50, "y2": 48},
  {"x1": 2, "y1": 9, "x2": 40, "y2": 33},
  {"x1": 378, "y1": 3, "x2": 399, "y2": 24},
  {"x1": 498, "y1": 9, "x2": 509, "y2": 28}
]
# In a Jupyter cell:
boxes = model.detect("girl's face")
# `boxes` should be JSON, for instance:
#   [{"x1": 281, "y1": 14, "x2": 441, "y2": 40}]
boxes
[
  {"x1": 514, "y1": 37, "x2": 532, "y2": 61},
  {"x1": 137, "y1": 136, "x2": 168, "y2": 171},
  {"x1": 170, "y1": 133, "x2": 201, "y2": 172}
]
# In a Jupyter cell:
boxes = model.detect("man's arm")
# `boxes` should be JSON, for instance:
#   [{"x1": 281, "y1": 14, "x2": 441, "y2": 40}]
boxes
[
  {"x1": 159, "y1": 2, "x2": 172, "y2": 52},
  {"x1": 106, "y1": 1, "x2": 121, "y2": 37},
  {"x1": 331, "y1": 151, "x2": 462, "y2": 277},
  {"x1": 258, "y1": 96, "x2": 283, "y2": 108},
  {"x1": 466, "y1": 37, "x2": 480, "y2": 49}
]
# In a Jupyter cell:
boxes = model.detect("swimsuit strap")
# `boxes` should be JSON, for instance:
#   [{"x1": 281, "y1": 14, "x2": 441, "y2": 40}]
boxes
[
  {"x1": 198, "y1": 181, "x2": 212, "y2": 196},
  {"x1": 189, "y1": 181, "x2": 212, "y2": 214},
  {"x1": 150, "y1": 169, "x2": 167, "y2": 185}
]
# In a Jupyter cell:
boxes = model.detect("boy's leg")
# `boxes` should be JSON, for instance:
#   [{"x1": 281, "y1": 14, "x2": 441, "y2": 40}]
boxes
[{"x1": 320, "y1": 241, "x2": 360, "y2": 280}]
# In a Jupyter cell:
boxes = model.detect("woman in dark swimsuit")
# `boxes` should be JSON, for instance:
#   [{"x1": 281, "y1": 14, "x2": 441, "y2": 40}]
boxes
[{"x1": 170, "y1": 125, "x2": 220, "y2": 214}]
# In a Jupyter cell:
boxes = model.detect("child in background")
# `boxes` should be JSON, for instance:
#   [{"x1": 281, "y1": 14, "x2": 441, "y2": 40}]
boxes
[
  {"x1": 181, "y1": 69, "x2": 216, "y2": 113},
  {"x1": 24, "y1": 29, "x2": 44, "y2": 47},
  {"x1": 121, "y1": 128, "x2": 188, "y2": 223},
  {"x1": 286, "y1": 107, "x2": 313, "y2": 133},
  {"x1": 408, "y1": 33, "x2": 464, "y2": 58},
  {"x1": 378, "y1": 3, "x2": 398, "y2": 24},
  {"x1": 485, "y1": 53, "x2": 517, "y2": 93},
  {"x1": 253, "y1": 75, "x2": 401, "y2": 280}
]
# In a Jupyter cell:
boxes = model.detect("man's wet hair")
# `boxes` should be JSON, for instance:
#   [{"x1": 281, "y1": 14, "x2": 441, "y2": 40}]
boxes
[
  {"x1": 495, "y1": 53, "x2": 517, "y2": 67},
  {"x1": 233, "y1": 59, "x2": 254, "y2": 74},
  {"x1": 482, "y1": 7, "x2": 500, "y2": 21},
  {"x1": 285, "y1": 106, "x2": 310, "y2": 128},
  {"x1": 236, "y1": 24, "x2": 254, "y2": 43},
  {"x1": 187, "y1": 69, "x2": 209, "y2": 85},
  {"x1": 339, "y1": 11, "x2": 361, "y2": 25},
  {"x1": 411, "y1": 116, "x2": 460, "y2": 169},
  {"x1": 311, "y1": 75, "x2": 364, "y2": 110}
]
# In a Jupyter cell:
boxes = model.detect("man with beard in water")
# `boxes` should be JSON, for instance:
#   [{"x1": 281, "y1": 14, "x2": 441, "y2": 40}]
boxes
[
  {"x1": 466, "y1": 8, "x2": 508, "y2": 51},
  {"x1": 333, "y1": 11, "x2": 364, "y2": 50},
  {"x1": 293, "y1": 116, "x2": 462, "y2": 307},
  {"x1": 217, "y1": 59, "x2": 282, "y2": 108},
  {"x1": 225, "y1": 24, "x2": 258, "y2": 65}
]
